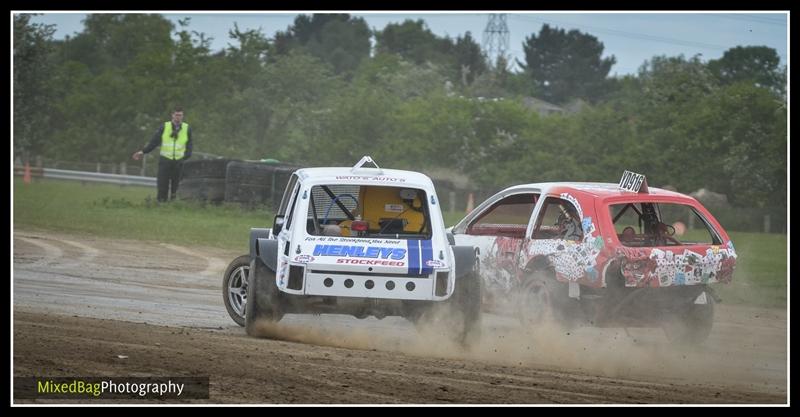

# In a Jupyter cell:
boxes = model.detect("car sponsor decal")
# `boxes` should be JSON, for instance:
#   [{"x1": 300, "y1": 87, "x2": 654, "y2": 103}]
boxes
[
  {"x1": 385, "y1": 204, "x2": 404, "y2": 213},
  {"x1": 407, "y1": 239, "x2": 420, "y2": 275},
  {"x1": 404, "y1": 240, "x2": 434, "y2": 275},
  {"x1": 336, "y1": 259, "x2": 405, "y2": 266},
  {"x1": 312, "y1": 244, "x2": 406, "y2": 260},
  {"x1": 334, "y1": 175, "x2": 406, "y2": 183},
  {"x1": 425, "y1": 259, "x2": 446, "y2": 268},
  {"x1": 421, "y1": 239, "x2": 434, "y2": 275},
  {"x1": 293, "y1": 255, "x2": 315, "y2": 263}
]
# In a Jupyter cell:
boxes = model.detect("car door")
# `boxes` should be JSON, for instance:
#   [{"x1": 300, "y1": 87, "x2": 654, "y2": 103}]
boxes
[
  {"x1": 275, "y1": 179, "x2": 302, "y2": 290},
  {"x1": 452, "y1": 191, "x2": 539, "y2": 309}
]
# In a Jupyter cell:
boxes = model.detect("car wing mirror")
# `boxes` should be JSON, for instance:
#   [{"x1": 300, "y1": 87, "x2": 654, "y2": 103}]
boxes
[{"x1": 272, "y1": 215, "x2": 285, "y2": 236}]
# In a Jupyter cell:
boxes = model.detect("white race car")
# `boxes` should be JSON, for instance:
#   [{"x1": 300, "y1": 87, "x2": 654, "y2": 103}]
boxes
[{"x1": 223, "y1": 156, "x2": 481, "y2": 345}]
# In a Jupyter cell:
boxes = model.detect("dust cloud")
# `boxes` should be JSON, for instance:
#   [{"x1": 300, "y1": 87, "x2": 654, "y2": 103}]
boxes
[{"x1": 252, "y1": 309, "x2": 785, "y2": 393}]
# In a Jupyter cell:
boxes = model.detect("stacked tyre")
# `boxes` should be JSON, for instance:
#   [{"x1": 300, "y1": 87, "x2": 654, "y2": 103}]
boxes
[
  {"x1": 225, "y1": 162, "x2": 297, "y2": 208},
  {"x1": 177, "y1": 159, "x2": 234, "y2": 203}
]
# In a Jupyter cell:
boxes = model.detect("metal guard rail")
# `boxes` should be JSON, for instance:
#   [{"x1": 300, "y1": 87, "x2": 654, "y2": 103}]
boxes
[{"x1": 14, "y1": 166, "x2": 156, "y2": 187}]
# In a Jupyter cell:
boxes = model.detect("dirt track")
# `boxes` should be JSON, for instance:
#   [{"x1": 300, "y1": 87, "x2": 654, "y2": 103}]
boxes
[{"x1": 13, "y1": 230, "x2": 788, "y2": 404}]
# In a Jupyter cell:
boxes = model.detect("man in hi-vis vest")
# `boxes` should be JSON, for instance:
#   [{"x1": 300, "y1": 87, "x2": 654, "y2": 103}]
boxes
[{"x1": 132, "y1": 106, "x2": 193, "y2": 202}]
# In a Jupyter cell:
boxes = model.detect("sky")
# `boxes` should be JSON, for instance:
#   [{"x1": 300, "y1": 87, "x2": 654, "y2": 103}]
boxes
[{"x1": 25, "y1": 11, "x2": 788, "y2": 76}]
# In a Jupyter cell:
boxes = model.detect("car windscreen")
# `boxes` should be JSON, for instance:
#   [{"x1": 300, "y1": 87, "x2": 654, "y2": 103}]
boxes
[{"x1": 306, "y1": 184, "x2": 432, "y2": 240}]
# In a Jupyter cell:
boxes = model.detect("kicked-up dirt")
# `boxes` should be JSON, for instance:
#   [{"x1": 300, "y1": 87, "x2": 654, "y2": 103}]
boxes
[{"x1": 12, "y1": 230, "x2": 788, "y2": 404}]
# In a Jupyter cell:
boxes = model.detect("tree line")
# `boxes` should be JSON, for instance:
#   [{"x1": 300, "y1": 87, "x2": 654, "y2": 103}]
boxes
[{"x1": 14, "y1": 13, "x2": 787, "y2": 210}]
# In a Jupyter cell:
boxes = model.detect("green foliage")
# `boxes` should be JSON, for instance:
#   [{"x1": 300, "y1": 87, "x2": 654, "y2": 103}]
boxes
[
  {"x1": 708, "y1": 45, "x2": 785, "y2": 95},
  {"x1": 274, "y1": 14, "x2": 370, "y2": 76},
  {"x1": 375, "y1": 20, "x2": 488, "y2": 88},
  {"x1": 518, "y1": 24, "x2": 616, "y2": 104},
  {"x1": 13, "y1": 14, "x2": 57, "y2": 159},
  {"x1": 12, "y1": 15, "x2": 786, "y2": 229}
]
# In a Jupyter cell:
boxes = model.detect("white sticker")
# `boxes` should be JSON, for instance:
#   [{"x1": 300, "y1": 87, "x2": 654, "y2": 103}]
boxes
[
  {"x1": 293, "y1": 255, "x2": 315, "y2": 263},
  {"x1": 385, "y1": 204, "x2": 404, "y2": 213},
  {"x1": 425, "y1": 259, "x2": 446, "y2": 268},
  {"x1": 694, "y1": 292, "x2": 708, "y2": 304},
  {"x1": 618, "y1": 170, "x2": 647, "y2": 193}
]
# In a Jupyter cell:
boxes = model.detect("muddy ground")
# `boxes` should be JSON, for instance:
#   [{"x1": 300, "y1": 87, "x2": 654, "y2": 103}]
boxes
[{"x1": 13, "y1": 230, "x2": 788, "y2": 404}]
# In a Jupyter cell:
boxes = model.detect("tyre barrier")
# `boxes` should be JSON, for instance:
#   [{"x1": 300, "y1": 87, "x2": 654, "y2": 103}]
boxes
[
  {"x1": 177, "y1": 177, "x2": 226, "y2": 203},
  {"x1": 224, "y1": 162, "x2": 297, "y2": 208},
  {"x1": 181, "y1": 158, "x2": 237, "y2": 180}
]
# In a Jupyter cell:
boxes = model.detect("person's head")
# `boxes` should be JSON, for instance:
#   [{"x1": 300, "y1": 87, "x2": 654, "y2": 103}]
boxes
[{"x1": 171, "y1": 106, "x2": 184, "y2": 125}]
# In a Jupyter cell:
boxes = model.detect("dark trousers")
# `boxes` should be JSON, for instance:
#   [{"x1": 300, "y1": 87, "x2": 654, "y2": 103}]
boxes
[{"x1": 157, "y1": 156, "x2": 183, "y2": 202}]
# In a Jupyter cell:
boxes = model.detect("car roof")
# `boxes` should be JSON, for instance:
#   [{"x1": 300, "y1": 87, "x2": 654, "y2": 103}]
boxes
[
  {"x1": 504, "y1": 182, "x2": 697, "y2": 203},
  {"x1": 294, "y1": 167, "x2": 434, "y2": 189}
]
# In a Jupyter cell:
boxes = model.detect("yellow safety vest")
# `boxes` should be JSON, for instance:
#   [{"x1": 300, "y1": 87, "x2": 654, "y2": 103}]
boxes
[{"x1": 160, "y1": 122, "x2": 189, "y2": 160}]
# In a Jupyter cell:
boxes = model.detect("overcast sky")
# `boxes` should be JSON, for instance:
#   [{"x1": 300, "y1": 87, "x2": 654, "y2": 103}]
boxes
[{"x1": 25, "y1": 11, "x2": 788, "y2": 76}]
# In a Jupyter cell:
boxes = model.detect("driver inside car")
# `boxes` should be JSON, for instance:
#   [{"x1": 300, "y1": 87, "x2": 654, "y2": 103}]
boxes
[{"x1": 556, "y1": 205, "x2": 583, "y2": 241}]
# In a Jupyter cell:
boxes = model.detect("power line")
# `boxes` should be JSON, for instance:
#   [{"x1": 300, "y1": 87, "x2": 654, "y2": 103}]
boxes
[
  {"x1": 509, "y1": 14, "x2": 731, "y2": 51},
  {"x1": 712, "y1": 14, "x2": 787, "y2": 26}
]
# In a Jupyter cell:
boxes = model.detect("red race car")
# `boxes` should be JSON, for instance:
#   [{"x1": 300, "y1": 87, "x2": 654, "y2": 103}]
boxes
[{"x1": 451, "y1": 171, "x2": 737, "y2": 344}]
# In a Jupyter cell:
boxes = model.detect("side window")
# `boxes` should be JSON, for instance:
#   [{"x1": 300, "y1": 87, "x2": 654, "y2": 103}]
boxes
[
  {"x1": 277, "y1": 174, "x2": 299, "y2": 216},
  {"x1": 610, "y1": 202, "x2": 721, "y2": 247},
  {"x1": 532, "y1": 197, "x2": 583, "y2": 241},
  {"x1": 610, "y1": 202, "x2": 643, "y2": 236},
  {"x1": 466, "y1": 193, "x2": 537, "y2": 238}
]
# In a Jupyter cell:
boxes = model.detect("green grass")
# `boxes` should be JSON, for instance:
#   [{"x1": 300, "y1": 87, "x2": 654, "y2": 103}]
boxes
[
  {"x1": 711, "y1": 231, "x2": 787, "y2": 308},
  {"x1": 13, "y1": 178, "x2": 272, "y2": 252},
  {"x1": 443, "y1": 211, "x2": 468, "y2": 228},
  {"x1": 13, "y1": 179, "x2": 786, "y2": 308}
]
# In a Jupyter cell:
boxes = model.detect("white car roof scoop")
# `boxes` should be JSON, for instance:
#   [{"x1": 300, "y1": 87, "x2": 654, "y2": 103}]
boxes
[{"x1": 351, "y1": 155, "x2": 384, "y2": 175}]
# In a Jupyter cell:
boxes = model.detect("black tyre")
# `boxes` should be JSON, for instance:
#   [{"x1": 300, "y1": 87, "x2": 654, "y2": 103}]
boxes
[
  {"x1": 662, "y1": 291, "x2": 715, "y2": 345},
  {"x1": 244, "y1": 257, "x2": 284, "y2": 336},
  {"x1": 516, "y1": 268, "x2": 577, "y2": 330},
  {"x1": 225, "y1": 161, "x2": 278, "y2": 185},
  {"x1": 224, "y1": 181, "x2": 269, "y2": 204},
  {"x1": 222, "y1": 255, "x2": 250, "y2": 327},
  {"x1": 177, "y1": 177, "x2": 226, "y2": 202},
  {"x1": 181, "y1": 159, "x2": 235, "y2": 179}
]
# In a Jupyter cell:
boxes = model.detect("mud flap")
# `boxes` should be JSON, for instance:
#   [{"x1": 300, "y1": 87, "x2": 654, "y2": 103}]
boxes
[
  {"x1": 249, "y1": 228, "x2": 277, "y2": 272},
  {"x1": 451, "y1": 246, "x2": 477, "y2": 278}
]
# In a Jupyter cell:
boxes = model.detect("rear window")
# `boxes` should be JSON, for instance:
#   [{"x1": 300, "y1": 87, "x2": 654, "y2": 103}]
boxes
[
  {"x1": 305, "y1": 184, "x2": 431, "y2": 240},
  {"x1": 609, "y1": 202, "x2": 722, "y2": 247}
]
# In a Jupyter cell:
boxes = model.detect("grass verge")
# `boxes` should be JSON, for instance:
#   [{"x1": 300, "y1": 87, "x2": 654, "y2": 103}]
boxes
[
  {"x1": 13, "y1": 178, "x2": 271, "y2": 252},
  {"x1": 14, "y1": 179, "x2": 786, "y2": 308}
]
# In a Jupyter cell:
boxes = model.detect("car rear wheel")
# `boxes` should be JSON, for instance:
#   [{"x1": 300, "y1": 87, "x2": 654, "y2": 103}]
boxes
[
  {"x1": 244, "y1": 257, "x2": 284, "y2": 336},
  {"x1": 222, "y1": 255, "x2": 250, "y2": 327}
]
